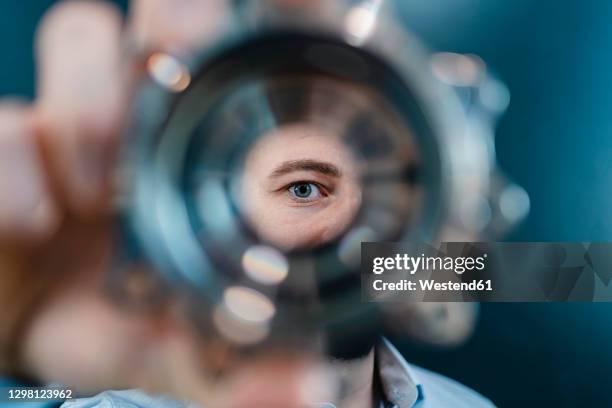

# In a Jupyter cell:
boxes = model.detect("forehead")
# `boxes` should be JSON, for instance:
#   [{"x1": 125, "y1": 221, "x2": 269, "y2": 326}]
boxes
[{"x1": 245, "y1": 123, "x2": 355, "y2": 172}]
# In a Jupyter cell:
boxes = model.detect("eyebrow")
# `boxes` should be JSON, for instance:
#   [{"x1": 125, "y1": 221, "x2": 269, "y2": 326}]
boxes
[{"x1": 269, "y1": 159, "x2": 342, "y2": 178}]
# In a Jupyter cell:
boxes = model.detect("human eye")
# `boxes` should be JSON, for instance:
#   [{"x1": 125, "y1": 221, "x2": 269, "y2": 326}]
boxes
[{"x1": 286, "y1": 181, "x2": 329, "y2": 203}]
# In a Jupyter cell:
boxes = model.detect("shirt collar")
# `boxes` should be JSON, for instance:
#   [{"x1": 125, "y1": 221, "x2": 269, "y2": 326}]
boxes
[
  {"x1": 375, "y1": 338, "x2": 424, "y2": 408},
  {"x1": 312, "y1": 338, "x2": 424, "y2": 408}
]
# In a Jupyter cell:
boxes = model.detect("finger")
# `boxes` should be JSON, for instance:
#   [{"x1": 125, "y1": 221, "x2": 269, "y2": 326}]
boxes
[
  {"x1": 0, "y1": 103, "x2": 59, "y2": 241},
  {"x1": 128, "y1": 0, "x2": 230, "y2": 55},
  {"x1": 35, "y1": 0, "x2": 125, "y2": 214}
]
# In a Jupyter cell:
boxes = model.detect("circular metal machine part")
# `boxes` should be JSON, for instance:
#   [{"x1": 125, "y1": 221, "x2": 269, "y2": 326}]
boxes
[{"x1": 119, "y1": 0, "x2": 528, "y2": 346}]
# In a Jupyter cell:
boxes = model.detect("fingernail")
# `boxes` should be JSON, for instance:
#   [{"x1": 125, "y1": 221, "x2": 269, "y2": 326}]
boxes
[{"x1": 36, "y1": 1, "x2": 124, "y2": 211}]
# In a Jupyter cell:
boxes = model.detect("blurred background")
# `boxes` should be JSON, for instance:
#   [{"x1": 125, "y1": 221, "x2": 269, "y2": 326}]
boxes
[{"x1": 1, "y1": 0, "x2": 611, "y2": 406}]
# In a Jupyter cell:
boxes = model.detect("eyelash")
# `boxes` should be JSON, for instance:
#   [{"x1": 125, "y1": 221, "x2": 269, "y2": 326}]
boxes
[{"x1": 281, "y1": 180, "x2": 331, "y2": 204}]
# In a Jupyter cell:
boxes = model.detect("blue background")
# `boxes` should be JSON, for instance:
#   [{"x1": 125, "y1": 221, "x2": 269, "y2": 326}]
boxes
[{"x1": 1, "y1": 0, "x2": 611, "y2": 406}]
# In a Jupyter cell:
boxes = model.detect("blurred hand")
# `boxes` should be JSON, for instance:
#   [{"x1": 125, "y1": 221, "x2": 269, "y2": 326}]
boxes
[{"x1": 0, "y1": 1, "x2": 330, "y2": 406}]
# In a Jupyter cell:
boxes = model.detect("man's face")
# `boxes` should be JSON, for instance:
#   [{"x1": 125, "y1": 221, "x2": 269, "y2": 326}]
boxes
[{"x1": 241, "y1": 123, "x2": 362, "y2": 250}]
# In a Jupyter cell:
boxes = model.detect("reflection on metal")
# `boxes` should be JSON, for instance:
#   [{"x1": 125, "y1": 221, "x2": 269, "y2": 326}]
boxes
[
  {"x1": 478, "y1": 77, "x2": 511, "y2": 113},
  {"x1": 223, "y1": 286, "x2": 276, "y2": 323},
  {"x1": 338, "y1": 226, "x2": 377, "y2": 267},
  {"x1": 213, "y1": 304, "x2": 270, "y2": 345},
  {"x1": 344, "y1": 0, "x2": 383, "y2": 46},
  {"x1": 146, "y1": 52, "x2": 191, "y2": 92},
  {"x1": 197, "y1": 177, "x2": 237, "y2": 241},
  {"x1": 242, "y1": 245, "x2": 289, "y2": 285},
  {"x1": 499, "y1": 184, "x2": 530, "y2": 223},
  {"x1": 474, "y1": 197, "x2": 493, "y2": 233},
  {"x1": 431, "y1": 52, "x2": 486, "y2": 87}
]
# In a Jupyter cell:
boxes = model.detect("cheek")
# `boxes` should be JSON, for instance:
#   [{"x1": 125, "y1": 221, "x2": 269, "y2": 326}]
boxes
[
  {"x1": 266, "y1": 205, "x2": 355, "y2": 249},
  {"x1": 317, "y1": 201, "x2": 359, "y2": 242},
  {"x1": 241, "y1": 179, "x2": 276, "y2": 224},
  {"x1": 246, "y1": 207, "x2": 329, "y2": 249}
]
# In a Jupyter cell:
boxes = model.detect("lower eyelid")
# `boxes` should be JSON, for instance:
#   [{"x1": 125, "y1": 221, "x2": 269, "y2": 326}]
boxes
[
  {"x1": 286, "y1": 193, "x2": 331, "y2": 207},
  {"x1": 286, "y1": 200, "x2": 326, "y2": 208},
  {"x1": 288, "y1": 194, "x2": 318, "y2": 203}
]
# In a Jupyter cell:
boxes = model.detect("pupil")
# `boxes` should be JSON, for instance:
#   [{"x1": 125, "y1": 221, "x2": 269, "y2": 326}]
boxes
[{"x1": 294, "y1": 184, "x2": 311, "y2": 198}]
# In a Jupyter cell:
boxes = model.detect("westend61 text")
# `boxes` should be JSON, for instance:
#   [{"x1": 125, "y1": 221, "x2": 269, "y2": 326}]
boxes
[{"x1": 372, "y1": 279, "x2": 493, "y2": 292}]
